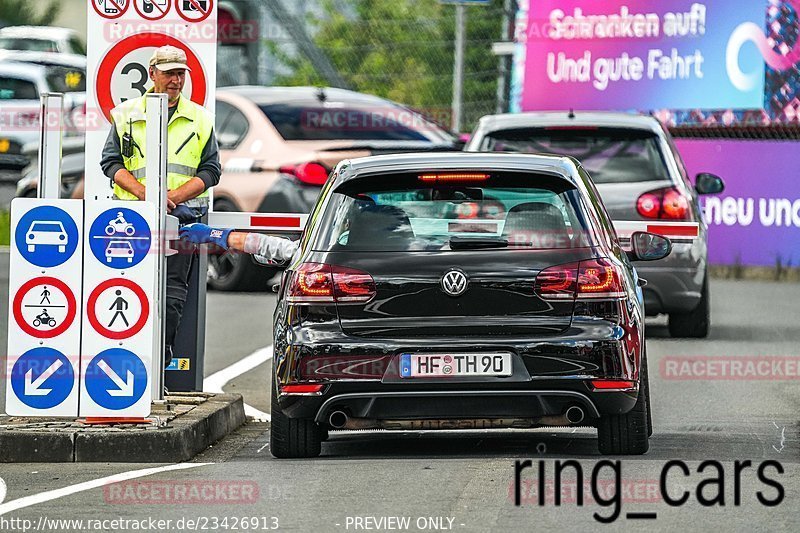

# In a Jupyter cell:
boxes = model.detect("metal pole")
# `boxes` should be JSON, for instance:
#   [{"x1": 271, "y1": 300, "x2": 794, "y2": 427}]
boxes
[
  {"x1": 452, "y1": 5, "x2": 466, "y2": 133},
  {"x1": 37, "y1": 93, "x2": 64, "y2": 199},
  {"x1": 145, "y1": 92, "x2": 168, "y2": 402},
  {"x1": 496, "y1": 0, "x2": 514, "y2": 114}
]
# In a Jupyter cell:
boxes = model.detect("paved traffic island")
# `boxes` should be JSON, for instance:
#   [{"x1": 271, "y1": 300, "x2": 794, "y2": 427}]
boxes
[{"x1": 0, "y1": 392, "x2": 245, "y2": 463}]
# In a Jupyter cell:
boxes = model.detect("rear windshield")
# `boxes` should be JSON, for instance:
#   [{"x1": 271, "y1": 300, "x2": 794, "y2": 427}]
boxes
[
  {"x1": 312, "y1": 173, "x2": 595, "y2": 252},
  {"x1": 0, "y1": 38, "x2": 58, "y2": 53},
  {"x1": 479, "y1": 127, "x2": 670, "y2": 184},
  {"x1": 0, "y1": 76, "x2": 37, "y2": 99},
  {"x1": 259, "y1": 103, "x2": 452, "y2": 143}
]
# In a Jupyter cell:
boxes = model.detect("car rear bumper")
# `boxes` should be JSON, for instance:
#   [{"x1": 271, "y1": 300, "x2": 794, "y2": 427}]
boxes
[
  {"x1": 278, "y1": 384, "x2": 637, "y2": 427},
  {"x1": 636, "y1": 243, "x2": 706, "y2": 315},
  {"x1": 273, "y1": 316, "x2": 642, "y2": 425}
]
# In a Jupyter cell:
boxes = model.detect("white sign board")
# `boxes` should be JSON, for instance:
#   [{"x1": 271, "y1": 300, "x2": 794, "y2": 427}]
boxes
[
  {"x1": 84, "y1": 0, "x2": 217, "y2": 199},
  {"x1": 5, "y1": 199, "x2": 84, "y2": 416},
  {"x1": 79, "y1": 200, "x2": 157, "y2": 417}
]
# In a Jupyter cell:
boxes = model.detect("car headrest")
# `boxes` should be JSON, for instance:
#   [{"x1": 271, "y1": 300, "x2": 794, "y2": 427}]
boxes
[
  {"x1": 502, "y1": 201, "x2": 569, "y2": 247},
  {"x1": 346, "y1": 204, "x2": 414, "y2": 249}
]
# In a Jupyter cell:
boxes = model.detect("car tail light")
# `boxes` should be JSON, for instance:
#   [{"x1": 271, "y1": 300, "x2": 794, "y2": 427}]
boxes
[
  {"x1": 418, "y1": 172, "x2": 489, "y2": 183},
  {"x1": 534, "y1": 262, "x2": 578, "y2": 300},
  {"x1": 280, "y1": 383, "x2": 324, "y2": 395},
  {"x1": 332, "y1": 266, "x2": 376, "y2": 303},
  {"x1": 636, "y1": 187, "x2": 691, "y2": 220},
  {"x1": 287, "y1": 263, "x2": 376, "y2": 304},
  {"x1": 577, "y1": 258, "x2": 625, "y2": 298},
  {"x1": 280, "y1": 162, "x2": 330, "y2": 186},
  {"x1": 536, "y1": 258, "x2": 625, "y2": 300},
  {"x1": 590, "y1": 380, "x2": 636, "y2": 391}
]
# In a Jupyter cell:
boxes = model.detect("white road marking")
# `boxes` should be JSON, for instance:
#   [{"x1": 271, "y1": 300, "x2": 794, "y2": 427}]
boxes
[
  {"x1": 0, "y1": 463, "x2": 210, "y2": 516},
  {"x1": 203, "y1": 345, "x2": 273, "y2": 422}
]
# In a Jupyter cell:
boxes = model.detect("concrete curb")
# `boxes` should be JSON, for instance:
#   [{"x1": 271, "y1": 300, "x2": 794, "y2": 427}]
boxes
[{"x1": 0, "y1": 393, "x2": 246, "y2": 463}]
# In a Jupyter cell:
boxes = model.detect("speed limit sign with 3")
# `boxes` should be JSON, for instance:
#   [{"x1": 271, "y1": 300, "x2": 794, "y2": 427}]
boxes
[{"x1": 84, "y1": 0, "x2": 217, "y2": 199}]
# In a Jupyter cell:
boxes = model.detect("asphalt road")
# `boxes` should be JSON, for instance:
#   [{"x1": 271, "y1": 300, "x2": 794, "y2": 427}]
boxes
[{"x1": 1, "y1": 249, "x2": 798, "y2": 531}]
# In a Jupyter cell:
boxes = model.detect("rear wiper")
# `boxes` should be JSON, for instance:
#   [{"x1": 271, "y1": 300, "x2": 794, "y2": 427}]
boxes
[{"x1": 449, "y1": 236, "x2": 508, "y2": 250}]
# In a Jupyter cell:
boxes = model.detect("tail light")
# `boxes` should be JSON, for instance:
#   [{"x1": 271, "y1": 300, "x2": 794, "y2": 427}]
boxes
[
  {"x1": 280, "y1": 383, "x2": 324, "y2": 395},
  {"x1": 287, "y1": 263, "x2": 376, "y2": 304},
  {"x1": 590, "y1": 380, "x2": 636, "y2": 391},
  {"x1": 636, "y1": 187, "x2": 691, "y2": 220},
  {"x1": 535, "y1": 258, "x2": 625, "y2": 300},
  {"x1": 279, "y1": 162, "x2": 330, "y2": 186}
]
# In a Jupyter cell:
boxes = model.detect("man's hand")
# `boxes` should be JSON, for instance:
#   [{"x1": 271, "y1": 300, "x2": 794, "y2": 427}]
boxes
[{"x1": 179, "y1": 223, "x2": 231, "y2": 249}]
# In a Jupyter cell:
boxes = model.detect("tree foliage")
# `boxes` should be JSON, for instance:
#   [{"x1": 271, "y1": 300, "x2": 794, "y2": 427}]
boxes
[
  {"x1": 272, "y1": 0, "x2": 506, "y2": 130},
  {"x1": 0, "y1": 0, "x2": 62, "y2": 27}
]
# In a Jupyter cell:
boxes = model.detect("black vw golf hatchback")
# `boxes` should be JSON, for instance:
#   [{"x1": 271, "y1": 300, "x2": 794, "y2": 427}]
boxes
[{"x1": 270, "y1": 153, "x2": 672, "y2": 458}]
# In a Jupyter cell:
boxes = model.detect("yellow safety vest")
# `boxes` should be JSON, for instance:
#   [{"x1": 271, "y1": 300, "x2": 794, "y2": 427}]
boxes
[{"x1": 110, "y1": 89, "x2": 214, "y2": 202}]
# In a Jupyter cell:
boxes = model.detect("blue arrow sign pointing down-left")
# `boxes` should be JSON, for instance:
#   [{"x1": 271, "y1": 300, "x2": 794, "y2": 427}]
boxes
[
  {"x1": 11, "y1": 348, "x2": 75, "y2": 409},
  {"x1": 25, "y1": 359, "x2": 63, "y2": 395}
]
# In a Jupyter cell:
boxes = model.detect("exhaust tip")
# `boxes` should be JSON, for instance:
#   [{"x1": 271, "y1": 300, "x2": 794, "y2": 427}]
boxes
[
  {"x1": 565, "y1": 406, "x2": 585, "y2": 424},
  {"x1": 328, "y1": 410, "x2": 348, "y2": 429}
]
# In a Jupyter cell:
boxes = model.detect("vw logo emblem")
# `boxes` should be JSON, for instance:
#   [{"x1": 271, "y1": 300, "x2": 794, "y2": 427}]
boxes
[{"x1": 441, "y1": 269, "x2": 468, "y2": 297}]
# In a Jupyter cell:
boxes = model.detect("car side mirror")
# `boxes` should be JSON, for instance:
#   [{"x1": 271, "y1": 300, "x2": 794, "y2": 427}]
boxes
[
  {"x1": 628, "y1": 231, "x2": 672, "y2": 261},
  {"x1": 695, "y1": 173, "x2": 724, "y2": 195}
]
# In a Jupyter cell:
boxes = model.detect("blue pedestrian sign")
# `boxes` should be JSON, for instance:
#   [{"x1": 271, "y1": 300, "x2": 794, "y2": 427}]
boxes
[
  {"x1": 84, "y1": 348, "x2": 148, "y2": 410},
  {"x1": 88, "y1": 207, "x2": 151, "y2": 268},
  {"x1": 14, "y1": 205, "x2": 80, "y2": 268},
  {"x1": 10, "y1": 347, "x2": 75, "y2": 409}
]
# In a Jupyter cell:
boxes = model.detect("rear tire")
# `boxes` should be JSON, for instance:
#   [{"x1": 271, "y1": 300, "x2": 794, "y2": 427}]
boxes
[
  {"x1": 207, "y1": 199, "x2": 270, "y2": 292},
  {"x1": 269, "y1": 377, "x2": 323, "y2": 459},
  {"x1": 597, "y1": 367, "x2": 650, "y2": 455},
  {"x1": 668, "y1": 276, "x2": 709, "y2": 338}
]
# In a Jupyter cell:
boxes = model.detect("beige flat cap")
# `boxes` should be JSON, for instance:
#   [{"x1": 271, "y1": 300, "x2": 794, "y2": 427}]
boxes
[{"x1": 149, "y1": 45, "x2": 191, "y2": 72}]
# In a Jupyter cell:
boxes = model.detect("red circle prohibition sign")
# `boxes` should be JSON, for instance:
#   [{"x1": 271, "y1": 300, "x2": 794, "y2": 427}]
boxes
[
  {"x1": 175, "y1": 0, "x2": 214, "y2": 23},
  {"x1": 134, "y1": 0, "x2": 170, "y2": 20},
  {"x1": 87, "y1": 278, "x2": 150, "y2": 340},
  {"x1": 13, "y1": 277, "x2": 77, "y2": 339},
  {"x1": 95, "y1": 32, "x2": 208, "y2": 121},
  {"x1": 92, "y1": 0, "x2": 130, "y2": 20}
]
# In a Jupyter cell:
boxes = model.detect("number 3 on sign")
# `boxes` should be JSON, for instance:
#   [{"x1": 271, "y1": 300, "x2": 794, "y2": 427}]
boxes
[{"x1": 120, "y1": 63, "x2": 149, "y2": 103}]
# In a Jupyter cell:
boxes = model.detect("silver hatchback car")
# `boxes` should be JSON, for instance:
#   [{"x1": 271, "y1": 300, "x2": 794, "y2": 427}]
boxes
[{"x1": 467, "y1": 111, "x2": 724, "y2": 337}]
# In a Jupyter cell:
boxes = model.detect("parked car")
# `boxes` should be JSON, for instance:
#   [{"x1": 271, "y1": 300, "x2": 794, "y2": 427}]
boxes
[
  {"x1": 209, "y1": 86, "x2": 457, "y2": 290},
  {"x1": 15, "y1": 137, "x2": 86, "y2": 199},
  {"x1": 269, "y1": 152, "x2": 672, "y2": 458},
  {"x1": 466, "y1": 112, "x2": 724, "y2": 337},
  {"x1": 0, "y1": 26, "x2": 86, "y2": 55},
  {"x1": 0, "y1": 52, "x2": 86, "y2": 175}
]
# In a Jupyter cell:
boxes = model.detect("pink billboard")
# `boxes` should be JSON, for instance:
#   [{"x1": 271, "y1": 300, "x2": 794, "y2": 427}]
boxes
[
  {"x1": 517, "y1": 0, "x2": 766, "y2": 111},
  {"x1": 675, "y1": 139, "x2": 800, "y2": 267}
]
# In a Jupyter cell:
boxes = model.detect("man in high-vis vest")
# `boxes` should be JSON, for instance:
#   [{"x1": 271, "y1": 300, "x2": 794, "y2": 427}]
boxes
[{"x1": 100, "y1": 45, "x2": 221, "y2": 370}]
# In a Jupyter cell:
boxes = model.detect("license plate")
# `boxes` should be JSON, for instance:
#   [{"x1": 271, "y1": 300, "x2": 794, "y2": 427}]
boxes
[{"x1": 400, "y1": 353, "x2": 512, "y2": 378}]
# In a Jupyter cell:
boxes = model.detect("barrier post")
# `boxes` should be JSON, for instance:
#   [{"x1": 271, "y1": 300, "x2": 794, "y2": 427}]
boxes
[
  {"x1": 37, "y1": 93, "x2": 64, "y2": 200},
  {"x1": 145, "y1": 93, "x2": 169, "y2": 402}
]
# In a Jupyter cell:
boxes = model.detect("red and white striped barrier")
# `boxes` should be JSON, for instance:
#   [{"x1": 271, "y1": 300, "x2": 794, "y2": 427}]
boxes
[
  {"x1": 207, "y1": 211, "x2": 308, "y2": 233},
  {"x1": 614, "y1": 221, "x2": 699, "y2": 245}
]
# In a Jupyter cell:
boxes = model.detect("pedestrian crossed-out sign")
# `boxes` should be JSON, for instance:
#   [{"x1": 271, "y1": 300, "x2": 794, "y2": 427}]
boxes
[{"x1": 87, "y1": 278, "x2": 149, "y2": 340}]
